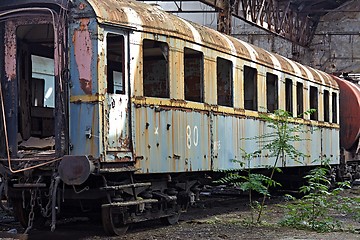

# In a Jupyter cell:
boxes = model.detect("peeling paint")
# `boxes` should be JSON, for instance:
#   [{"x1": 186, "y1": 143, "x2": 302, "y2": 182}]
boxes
[
  {"x1": 4, "y1": 21, "x2": 16, "y2": 81},
  {"x1": 73, "y1": 18, "x2": 93, "y2": 95}
]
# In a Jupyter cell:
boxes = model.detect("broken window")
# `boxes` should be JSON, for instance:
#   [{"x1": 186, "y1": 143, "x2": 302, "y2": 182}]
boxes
[
  {"x1": 184, "y1": 48, "x2": 203, "y2": 102},
  {"x1": 244, "y1": 66, "x2": 257, "y2": 111},
  {"x1": 323, "y1": 90, "x2": 330, "y2": 122},
  {"x1": 309, "y1": 86, "x2": 318, "y2": 120},
  {"x1": 266, "y1": 73, "x2": 278, "y2": 113},
  {"x1": 107, "y1": 34, "x2": 124, "y2": 94},
  {"x1": 332, "y1": 93, "x2": 337, "y2": 123},
  {"x1": 285, "y1": 78, "x2": 293, "y2": 115},
  {"x1": 296, "y1": 82, "x2": 303, "y2": 118},
  {"x1": 217, "y1": 57, "x2": 233, "y2": 107},
  {"x1": 16, "y1": 24, "x2": 56, "y2": 141},
  {"x1": 143, "y1": 39, "x2": 169, "y2": 98}
]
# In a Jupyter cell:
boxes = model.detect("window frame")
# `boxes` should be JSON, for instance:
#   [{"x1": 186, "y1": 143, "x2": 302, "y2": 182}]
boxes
[
  {"x1": 142, "y1": 39, "x2": 170, "y2": 98},
  {"x1": 323, "y1": 89, "x2": 330, "y2": 122},
  {"x1": 106, "y1": 33, "x2": 125, "y2": 95},
  {"x1": 217, "y1": 57, "x2": 233, "y2": 107},
  {"x1": 285, "y1": 78, "x2": 293, "y2": 115},
  {"x1": 332, "y1": 92, "x2": 338, "y2": 123},
  {"x1": 243, "y1": 65, "x2": 258, "y2": 111},
  {"x1": 309, "y1": 86, "x2": 318, "y2": 120},
  {"x1": 296, "y1": 82, "x2": 304, "y2": 118},
  {"x1": 266, "y1": 72, "x2": 278, "y2": 113},
  {"x1": 184, "y1": 47, "x2": 204, "y2": 103}
]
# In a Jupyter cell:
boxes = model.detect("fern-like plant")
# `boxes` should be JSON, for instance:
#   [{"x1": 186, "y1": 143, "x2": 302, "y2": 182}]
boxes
[{"x1": 280, "y1": 160, "x2": 355, "y2": 232}]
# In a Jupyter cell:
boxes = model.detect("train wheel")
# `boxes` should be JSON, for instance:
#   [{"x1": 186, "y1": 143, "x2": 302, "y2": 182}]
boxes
[
  {"x1": 12, "y1": 199, "x2": 46, "y2": 229},
  {"x1": 161, "y1": 213, "x2": 180, "y2": 225},
  {"x1": 101, "y1": 206, "x2": 128, "y2": 236}
]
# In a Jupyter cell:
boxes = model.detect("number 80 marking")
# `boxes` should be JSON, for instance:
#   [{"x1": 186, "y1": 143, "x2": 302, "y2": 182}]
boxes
[{"x1": 186, "y1": 125, "x2": 199, "y2": 149}]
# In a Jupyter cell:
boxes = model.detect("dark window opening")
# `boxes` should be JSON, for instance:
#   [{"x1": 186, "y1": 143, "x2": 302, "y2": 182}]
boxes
[
  {"x1": 244, "y1": 66, "x2": 257, "y2": 111},
  {"x1": 107, "y1": 34, "x2": 125, "y2": 94},
  {"x1": 296, "y1": 82, "x2": 303, "y2": 118},
  {"x1": 323, "y1": 90, "x2": 330, "y2": 122},
  {"x1": 143, "y1": 39, "x2": 169, "y2": 98},
  {"x1": 266, "y1": 73, "x2": 278, "y2": 113},
  {"x1": 310, "y1": 86, "x2": 318, "y2": 120},
  {"x1": 285, "y1": 78, "x2": 293, "y2": 115},
  {"x1": 332, "y1": 93, "x2": 337, "y2": 123},
  {"x1": 217, "y1": 57, "x2": 233, "y2": 107},
  {"x1": 16, "y1": 24, "x2": 56, "y2": 142},
  {"x1": 184, "y1": 48, "x2": 203, "y2": 102}
]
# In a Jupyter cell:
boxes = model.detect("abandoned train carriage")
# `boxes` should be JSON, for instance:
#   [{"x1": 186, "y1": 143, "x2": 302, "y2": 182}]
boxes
[{"x1": 0, "y1": 0, "x2": 340, "y2": 235}]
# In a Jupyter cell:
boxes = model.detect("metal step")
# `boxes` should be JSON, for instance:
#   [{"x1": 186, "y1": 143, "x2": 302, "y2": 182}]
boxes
[
  {"x1": 102, "y1": 198, "x2": 158, "y2": 208},
  {"x1": 13, "y1": 183, "x2": 47, "y2": 188},
  {"x1": 99, "y1": 166, "x2": 139, "y2": 173},
  {"x1": 101, "y1": 182, "x2": 151, "y2": 191}
]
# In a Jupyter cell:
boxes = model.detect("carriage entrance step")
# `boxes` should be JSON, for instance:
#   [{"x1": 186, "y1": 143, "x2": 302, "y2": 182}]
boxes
[
  {"x1": 101, "y1": 182, "x2": 151, "y2": 191},
  {"x1": 13, "y1": 183, "x2": 47, "y2": 188},
  {"x1": 99, "y1": 166, "x2": 139, "y2": 173},
  {"x1": 102, "y1": 198, "x2": 158, "y2": 208}
]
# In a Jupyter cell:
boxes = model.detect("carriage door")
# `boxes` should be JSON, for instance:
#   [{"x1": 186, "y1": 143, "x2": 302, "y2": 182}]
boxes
[{"x1": 105, "y1": 33, "x2": 131, "y2": 160}]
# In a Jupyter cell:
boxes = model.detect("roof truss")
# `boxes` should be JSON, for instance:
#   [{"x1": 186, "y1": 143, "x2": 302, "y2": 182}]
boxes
[{"x1": 140, "y1": 0, "x2": 350, "y2": 46}]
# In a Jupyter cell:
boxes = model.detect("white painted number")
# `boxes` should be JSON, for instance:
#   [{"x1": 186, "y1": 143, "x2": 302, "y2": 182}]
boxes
[
  {"x1": 186, "y1": 125, "x2": 199, "y2": 149},
  {"x1": 186, "y1": 125, "x2": 192, "y2": 149},
  {"x1": 193, "y1": 126, "x2": 199, "y2": 147}
]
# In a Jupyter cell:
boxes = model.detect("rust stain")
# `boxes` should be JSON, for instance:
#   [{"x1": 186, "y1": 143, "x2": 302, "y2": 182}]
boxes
[
  {"x1": 79, "y1": 2, "x2": 87, "y2": 10},
  {"x1": 4, "y1": 21, "x2": 16, "y2": 81},
  {"x1": 73, "y1": 18, "x2": 93, "y2": 95},
  {"x1": 79, "y1": 78, "x2": 92, "y2": 94},
  {"x1": 118, "y1": 135, "x2": 130, "y2": 149}
]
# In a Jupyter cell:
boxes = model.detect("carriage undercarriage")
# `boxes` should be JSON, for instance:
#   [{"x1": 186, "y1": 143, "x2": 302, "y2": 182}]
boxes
[{"x1": 3, "y1": 161, "x2": 198, "y2": 235}]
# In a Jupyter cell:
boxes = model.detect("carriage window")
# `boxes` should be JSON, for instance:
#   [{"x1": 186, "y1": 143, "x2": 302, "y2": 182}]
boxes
[
  {"x1": 310, "y1": 86, "x2": 318, "y2": 120},
  {"x1": 332, "y1": 93, "x2": 337, "y2": 123},
  {"x1": 184, "y1": 48, "x2": 203, "y2": 102},
  {"x1": 244, "y1": 66, "x2": 257, "y2": 111},
  {"x1": 296, "y1": 82, "x2": 303, "y2": 118},
  {"x1": 217, "y1": 57, "x2": 233, "y2": 107},
  {"x1": 143, "y1": 39, "x2": 169, "y2": 98},
  {"x1": 285, "y1": 78, "x2": 293, "y2": 115},
  {"x1": 266, "y1": 73, "x2": 278, "y2": 113},
  {"x1": 107, "y1": 34, "x2": 124, "y2": 94},
  {"x1": 323, "y1": 90, "x2": 330, "y2": 122}
]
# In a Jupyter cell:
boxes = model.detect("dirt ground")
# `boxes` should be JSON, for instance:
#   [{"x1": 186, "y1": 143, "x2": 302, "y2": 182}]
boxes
[{"x1": 0, "y1": 187, "x2": 359, "y2": 240}]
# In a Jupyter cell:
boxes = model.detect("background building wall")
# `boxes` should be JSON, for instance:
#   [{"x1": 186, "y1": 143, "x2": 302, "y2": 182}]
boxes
[{"x1": 309, "y1": 0, "x2": 360, "y2": 76}]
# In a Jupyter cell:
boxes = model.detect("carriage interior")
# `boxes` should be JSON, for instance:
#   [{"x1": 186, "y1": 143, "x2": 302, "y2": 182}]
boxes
[{"x1": 15, "y1": 23, "x2": 56, "y2": 158}]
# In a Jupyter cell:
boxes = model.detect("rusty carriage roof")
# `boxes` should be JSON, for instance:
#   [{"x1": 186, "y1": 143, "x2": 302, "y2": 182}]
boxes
[{"x1": 74, "y1": 0, "x2": 337, "y2": 88}]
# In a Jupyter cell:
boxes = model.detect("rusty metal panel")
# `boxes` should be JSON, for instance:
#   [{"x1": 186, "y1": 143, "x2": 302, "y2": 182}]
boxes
[
  {"x1": 306, "y1": 126, "x2": 322, "y2": 165},
  {"x1": 212, "y1": 116, "x2": 265, "y2": 170},
  {"x1": 69, "y1": 103, "x2": 101, "y2": 157},
  {"x1": 133, "y1": 106, "x2": 211, "y2": 173},
  {"x1": 2, "y1": 21, "x2": 18, "y2": 155},
  {"x1": 70, "y1": 18, "x2": 98, "y2": 96},
  {"x1": 106, "y1": 94, "x2": 130, "y2": 150},
  {"x1": 292, "y1": 125, "x2": 338, "y2": 166},
  {"x1": 212, "y1": 114, "x2": 339, "y2": 170},
  {"x1": 321, "y1": 128, "x2": 340, "y2": 165},
  {"x1": 68, "y1": 17, "x2": 102, "y2": 158}
]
